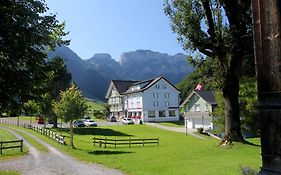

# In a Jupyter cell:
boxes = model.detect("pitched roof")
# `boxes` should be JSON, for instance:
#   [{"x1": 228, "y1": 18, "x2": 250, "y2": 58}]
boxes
[
  {"x1": 194, "y1": 90, "x2": 216, "y2": 104},
  {"x1": 180, "y1": 90, "x2": 216, "y2": 107},
  {"x1": 123, "y1": 76, "x2": 180, "y2": 94},
  {"x1": 112, "y1": 80, "x2": 138, "y2": 94}
]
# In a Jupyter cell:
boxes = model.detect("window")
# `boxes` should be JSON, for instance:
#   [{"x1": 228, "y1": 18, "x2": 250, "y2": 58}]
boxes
[
  {"x1": 162, "y1": 84, "x2": 167, "y2": 89},
  {"x1": 169, "y1": 110, "x2": 176, "y2": 117},
  {"x1": 195, "y1": 104, "x2": 200, "y2": 112},
  {"x1": 165, "y1": 101, "x2": 170, "y2": 107},
  {"x1": 155, "y1": 85, "x2": 160, "y2": 89},
  {"x1": 205, "y1": 104, "x2": 209, "y2": 111},
  {"x1": 130, "y1": 102, "x2": 134, "y2": 109},
  {"x1": 153, "y1": 101, "x2": 159, "y2": 107},
  {"x1": 159, "y1": 111, "x2": 166, "y2": 117},
  {"x1": 153, "y1": 93, "x2": 158, "y2": 98},
  {"x1": 164, "y1": 93, "x2": 170, "y2": 98},
  {"x1": 186, "y1": 105, "x2": 189, "y2": 112},
  {"x1": 136, "y1": 102, "x2": 141, "y2": 108},
  {"x1": 148, "y1": 111, "x2": 156, "y2": 118}
]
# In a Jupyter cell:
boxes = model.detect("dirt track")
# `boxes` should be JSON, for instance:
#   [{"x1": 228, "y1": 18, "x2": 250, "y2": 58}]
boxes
[{"x1": 0, "y1": 126, "x2": 124, "y2": 175}]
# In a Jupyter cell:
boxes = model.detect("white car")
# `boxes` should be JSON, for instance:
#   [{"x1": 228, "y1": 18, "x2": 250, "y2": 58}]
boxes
[
  {"x1": 84, "y1": 119, "x2": 97, "y2": 127},
  {"x1": 122, "y1": 118, "x2": 134, "y2": 125}
]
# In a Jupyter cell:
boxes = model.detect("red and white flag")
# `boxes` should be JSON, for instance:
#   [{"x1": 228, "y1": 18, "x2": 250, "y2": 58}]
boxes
[{"x1": 195, "y1": 83, "x2": 203, "y2": 90}]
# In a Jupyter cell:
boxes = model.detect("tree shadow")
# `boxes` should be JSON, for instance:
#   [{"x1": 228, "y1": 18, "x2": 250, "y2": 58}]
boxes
[
  {"x1": 73, "y1": 127, "x2": 133, "y2": 137},
  {"x1": 88, "y1": 150, "x2": 134, "y2": 155},
  {"x1": 242, "y1": 140, "x2": 261, "y2": 147}
]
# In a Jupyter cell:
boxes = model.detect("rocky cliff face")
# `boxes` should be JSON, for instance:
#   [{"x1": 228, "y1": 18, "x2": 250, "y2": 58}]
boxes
[{"x1": 49, "y1": 46, "x2": 193, "y2": 101}]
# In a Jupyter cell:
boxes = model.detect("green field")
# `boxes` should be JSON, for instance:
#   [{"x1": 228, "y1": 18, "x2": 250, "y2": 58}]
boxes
[
  {"x1": 159, "y1": 121, "x2": 185, "y2": 127},
  {"x1": 16, "y1": 124, "x2": 261, "y2": 175},
  {"x1": 0, "y1": 127, "x2": 27, "y2": 159}
]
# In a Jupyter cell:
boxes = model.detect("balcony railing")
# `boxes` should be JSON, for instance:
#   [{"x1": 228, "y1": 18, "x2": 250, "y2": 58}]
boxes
[{"x1": 183, "y1": 111, "x2": 211, "y2": 117}]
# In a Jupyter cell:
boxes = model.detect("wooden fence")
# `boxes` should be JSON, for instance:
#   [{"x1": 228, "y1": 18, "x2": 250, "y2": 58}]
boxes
[
  {"x1": 0, "y1": 140, "x2": 23, "y2": 154},
  {"x1": 93, "y1": 137, "x2": 159, "y2": 148},
  {"x1": 0, "y1": 119, "x2": 65, "y2": 145}
]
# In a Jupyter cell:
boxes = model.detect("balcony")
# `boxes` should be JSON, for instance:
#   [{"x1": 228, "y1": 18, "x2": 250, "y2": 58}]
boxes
[
  {"x1": 183, "y1": 111, "x2": 211, "y2": 118},
  {"x1": 110, "y1": 106, "x2": 123, "y2": 112},
  {"x1": 108, "y1": 98, "x2": 122, "y2": 105}
]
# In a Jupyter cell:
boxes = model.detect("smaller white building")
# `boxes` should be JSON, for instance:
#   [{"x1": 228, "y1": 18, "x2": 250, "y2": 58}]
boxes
[{"x1": 180, "y1": 90, "x2": 217, "y2": 129}]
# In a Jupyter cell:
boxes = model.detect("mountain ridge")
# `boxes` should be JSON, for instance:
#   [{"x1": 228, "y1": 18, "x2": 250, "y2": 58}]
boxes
[{"x1": 49, "y1": 46, "x2": 193, "y2": 101}]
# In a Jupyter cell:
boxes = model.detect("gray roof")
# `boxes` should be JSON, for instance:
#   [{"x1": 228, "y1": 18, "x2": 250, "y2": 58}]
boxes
[
  {"x1": 123, "y1": 76, "x2": 180, "y2": 94},
  {"x1": 112, "y1": 80, "x2": 138, "y2": 94},
  {"x1": 194, "y1": 90, "x2": 216, "y2": 104},
  {"x1": 180, "y1": 90, "x2": 216, "y2": 107}
]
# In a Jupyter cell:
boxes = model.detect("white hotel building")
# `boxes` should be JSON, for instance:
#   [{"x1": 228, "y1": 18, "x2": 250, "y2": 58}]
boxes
[{"x1": 105, "y1": 76, "x2": 180, "y2": 123}]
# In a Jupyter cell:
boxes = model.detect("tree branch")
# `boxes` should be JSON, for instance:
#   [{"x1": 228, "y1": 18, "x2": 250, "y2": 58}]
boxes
[{"x1": 202, "y1": 0, "x2": 216, "y2": 41}]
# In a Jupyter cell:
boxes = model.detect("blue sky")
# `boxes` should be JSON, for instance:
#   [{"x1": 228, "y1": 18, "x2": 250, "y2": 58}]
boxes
[{"x1": 45, "y1": 0, "x2": 185, "y2": 60}]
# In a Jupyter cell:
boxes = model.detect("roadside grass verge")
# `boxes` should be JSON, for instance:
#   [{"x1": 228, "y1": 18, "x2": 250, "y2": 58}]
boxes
[
  {"x1": 0, "y1": 127, "x2": 27, "y2": 160},
  {"x1": 8, "y1": 124, "x2": 262, "y2": 175},
  {"x1": 0, "y1": 171, "x2": 20, "y2": 175},
  {"x1": 2, "y1": 125, "x2": 48, "y2": 153},
  {"x1": 159, "y1": 120, "x2": 185, "y2": 127}
]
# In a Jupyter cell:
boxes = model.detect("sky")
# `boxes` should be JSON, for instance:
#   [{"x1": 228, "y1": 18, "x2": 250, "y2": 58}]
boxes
[{"x1": 45, "y1": 0, "x2": 185, "y2": 60}]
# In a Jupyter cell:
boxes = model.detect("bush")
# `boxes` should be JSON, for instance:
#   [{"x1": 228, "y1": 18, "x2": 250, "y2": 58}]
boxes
[
  {"x1": 197, "y1": 127, "x2": 203, "y2": 134},
  {"x1": 240, "y1": 166, "x2": 258, "y2": 175}
]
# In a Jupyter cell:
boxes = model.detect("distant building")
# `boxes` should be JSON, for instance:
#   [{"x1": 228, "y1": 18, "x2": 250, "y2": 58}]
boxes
[
  {"x1": 180, "y1": 90, "x2": 217, "y2": 129},
  {"x1": 105, "y1": 76, "x2": 181, "y2": 123}
]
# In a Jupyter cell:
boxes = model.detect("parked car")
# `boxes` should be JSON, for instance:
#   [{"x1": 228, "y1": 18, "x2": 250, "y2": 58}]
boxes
[
  {"x1": 73, "y1": 120, "x2": 85, "y2": 127},
  {"x1": 84, "y1": 119, "x2": 97, "y2": 127},
  {"x1": 122, "y1": 118, "x2": 134, "y2": 125},
  {"x1": 37, "y1": 117, "x2": 44, "y2": 124},
  {"x1": 107, "y1": 116, "x2": 117, "y2": 122}
]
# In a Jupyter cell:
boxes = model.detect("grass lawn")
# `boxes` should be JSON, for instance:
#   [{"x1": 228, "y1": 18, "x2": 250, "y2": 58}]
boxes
[
  {"x1": 0, "y1": 171, "x2": 20, "y2": 175},
  {"x1": 159, "y1": 120, "x2": 185, "y2": 127},
  {"x1": 0, "y1": 127, "x2": 27, "y2": 160},
  {"x1": 15, "y1": 124, "x2": 262, "y2": 175}
]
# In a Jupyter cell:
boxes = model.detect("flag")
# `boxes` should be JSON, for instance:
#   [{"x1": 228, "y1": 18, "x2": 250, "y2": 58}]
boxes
[{"x1": 195, "y1": 83, "x2": 203, "y2": 90}]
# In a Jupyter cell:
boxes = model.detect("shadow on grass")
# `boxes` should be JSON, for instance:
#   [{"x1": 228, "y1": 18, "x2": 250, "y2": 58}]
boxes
[
  {"x1": 242, "y1": 140, "x2": 261, "y2": 147},
  {"x1": 88, "y1": 150, "x2": 134, "y2": 155},
  {"x1": 52, "y1": 127, "x2": 133, "y2": 137}
]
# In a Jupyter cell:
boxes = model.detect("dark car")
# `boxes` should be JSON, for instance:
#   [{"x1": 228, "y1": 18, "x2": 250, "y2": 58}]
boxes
[
  {"x1": 107, "y1": 116, "x2": 117, "y2": 122},
  {"x1": 73, "y1": 120, "x2": 85, "y2": 127}
]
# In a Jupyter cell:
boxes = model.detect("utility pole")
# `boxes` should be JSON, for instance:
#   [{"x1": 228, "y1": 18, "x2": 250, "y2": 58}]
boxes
[{"x1": 252, "y1": 0, "x2": 281, "y2": 174}]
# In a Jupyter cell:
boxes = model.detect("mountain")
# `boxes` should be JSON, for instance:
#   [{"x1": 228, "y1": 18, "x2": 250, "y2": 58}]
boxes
[{"x1": 49, "y1": 46, "x2": 193, "y2": 101}]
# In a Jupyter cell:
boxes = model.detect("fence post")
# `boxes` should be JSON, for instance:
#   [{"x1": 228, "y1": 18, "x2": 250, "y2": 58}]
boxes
[
  {"x1": 20, "y1": 140, "x2": 23, "y2": 152},
  {"x1": 115, "y1": 139, "x2": 116, "y2": 148},
  {"x1": 129, "y1": 137, "x2": 131, "y2": 147},
  {"x1": 105, "y1": 138, "x2": 107, "y2": 148},
  {"x1": 93, "y1": 137, "x2": 95, "y2": 146},
  {"x1": 0, "y1": 141, "x2": 2, "y2": 154}
]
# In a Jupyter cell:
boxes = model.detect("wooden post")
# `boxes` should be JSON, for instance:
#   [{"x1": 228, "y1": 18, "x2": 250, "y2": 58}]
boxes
[
  {"x1": 93, "y1": 137, "x2": 95, "y2": 146},
  {"x1": 104, "y1": 138, "x2": 107, "y2": 148},
  {"x1": 0, "y1": 141, "x2": 2, "y2": 154},
  {"x1": 129, "y1": 137, "x2": 131, "y2": 147},
  {"x1": 252, "y1": 0, "x2": 281, "y2": 174},
  {"x1": 20, "y1": 140, "x2": 23, "y2": 152}
]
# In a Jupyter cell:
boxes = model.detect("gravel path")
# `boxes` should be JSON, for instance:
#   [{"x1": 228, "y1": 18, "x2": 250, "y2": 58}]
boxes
[
  {"x1": 0, "y1": 126, "x2": 124, "y2": 175},
  {"x1": 145, "y1": 123, "x2": 208, "y2": 140}
]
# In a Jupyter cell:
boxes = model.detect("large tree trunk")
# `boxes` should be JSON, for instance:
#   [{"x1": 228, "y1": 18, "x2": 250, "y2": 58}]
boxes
[
  {"x1": 69, "y1": 120, "x2": 74, "y2": 148},
  {"x1": 222, "y1": 73, "x2": 244, "y2": 142},
  {"x1": 253, "y1": 0, "x2": 281, "y2": 174}
]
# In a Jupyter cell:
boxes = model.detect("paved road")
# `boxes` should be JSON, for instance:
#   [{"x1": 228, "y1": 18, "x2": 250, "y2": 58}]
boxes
[
  {"x1": 145, "y1": 123, "x2": 208, "y2": 140},
  {"x1": 0, "y1": 126, "x2": 124, "y2": 175}
]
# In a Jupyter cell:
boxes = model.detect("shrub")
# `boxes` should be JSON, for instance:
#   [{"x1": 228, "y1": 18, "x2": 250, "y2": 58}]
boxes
[
  {"x1": 240, "y1": 166, "x2": 258, "y2": 175},
  {"x1": 197, "y1": 127, "x2": 203, "y2": 134}
]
